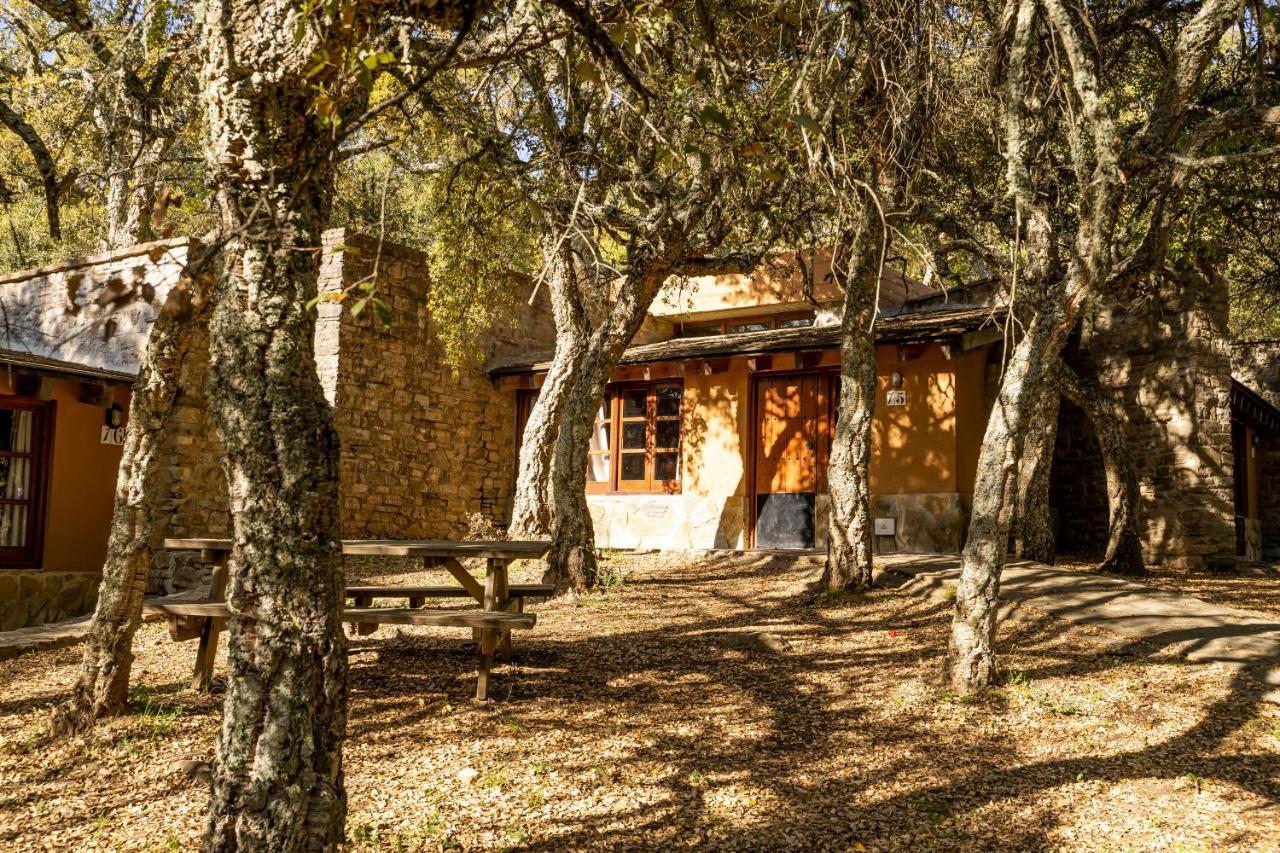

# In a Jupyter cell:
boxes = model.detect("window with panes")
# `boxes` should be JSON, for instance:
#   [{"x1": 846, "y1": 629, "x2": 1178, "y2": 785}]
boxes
[
  {"x1": 0, "y1": 397, "x2": 53, "y2": 568},
  {"x1": 585, "y1": 382, "x2": 682, "y2": 493}
]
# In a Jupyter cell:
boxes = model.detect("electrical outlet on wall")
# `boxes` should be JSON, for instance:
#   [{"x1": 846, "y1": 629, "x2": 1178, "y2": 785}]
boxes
[{"x1": 874, "y1": 518, "x2": 895, "y2": 536}]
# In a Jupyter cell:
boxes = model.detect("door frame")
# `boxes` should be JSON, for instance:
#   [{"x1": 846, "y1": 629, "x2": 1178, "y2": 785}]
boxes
[{"x1": 747, "y1": 367, "x2": 837, "y2": 548}]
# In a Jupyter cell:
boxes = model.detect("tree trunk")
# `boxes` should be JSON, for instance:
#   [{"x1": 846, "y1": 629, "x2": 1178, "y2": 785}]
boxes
[
  {"x1": 1059, "y1": 362, "x2": 1144, "y2": 575},
  {"x1": 545, "y1": 260, "x2": 669, "y2": 591},
  {"x1": 199, "y1": 2, "x2": 351, "y2": 847},
  {"x1": 51, "y1": 274, "x2": 209, "y2": 735},
  {"x1": 824, "y1": 221, "x2": 881, "y2": 591},
  {"x1": 508, "y1": 242, "x2": 588, "y2": 539},
  {"x1": 1008, "y1": 361, "x2": 1060, "y2": 564},
  {"x1": 947, "y1": 311, "x2": 1068, "y2": 692},
  {"x1": 96, "y1": 84, "x2": 157, "y2": 251},
  {"x1": 546, "y1": 355, "x2": 604, "y2": 591}
]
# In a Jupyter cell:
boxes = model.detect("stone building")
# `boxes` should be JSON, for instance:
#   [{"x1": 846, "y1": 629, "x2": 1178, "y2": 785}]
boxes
[{"x1": 0, "y1": 230, "x2": 1272, "y2": 629}]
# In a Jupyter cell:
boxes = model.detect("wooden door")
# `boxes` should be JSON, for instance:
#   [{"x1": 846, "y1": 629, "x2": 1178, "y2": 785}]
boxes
[
  {"x1": 755, "y1": 374, "x2": 821, "y2": 494},
  {"x1": 753, "y1": 373, "x2": 829, "y2": 548}
]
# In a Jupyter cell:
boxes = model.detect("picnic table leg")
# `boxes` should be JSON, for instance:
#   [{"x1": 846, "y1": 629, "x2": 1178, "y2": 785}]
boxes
[
  {"x1": 475, "y1": 557, "x2": 505, "y2": 701},
  {"x1": 191, "y1": 550, "x2": 229, "y2": 692},
  {"x1": 353, "y1": 594, "x2": 378, "y2": 636},
  {"x1": 500, "y1": 597, "x2": 520, "y2": 664}
]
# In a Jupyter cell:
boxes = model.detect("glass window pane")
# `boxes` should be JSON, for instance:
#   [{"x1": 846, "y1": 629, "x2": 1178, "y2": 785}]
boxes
[
  {"x1": 655, "y1": 386, "x2": 681, "y2": 417},
  {"x1": 588, "y1": 453, "x2": 610, "y2": 482},
  {"x1": 0, "y1": 457, "x2": 29, "y2": 500},
  {"x1": 779, "y1": 316, "x2": 815, "y2": 328},
  {"x1": 0, "y1": 503, "x2": 26, "y2": 547},
  {"x1": 728, "y1": 321, "x2": 770, "y2": 334},
  {"x1": 621, "y1": 389, "x2": 647, "y2": 418},
  {"x1": 680, "y1": 323, "x2": 722, "y2": 338},
  {"x1": 655, "y1": 420, "x2": 680, "y2": 449},
  {"x1": 0, "y1": 409, "x2": 32, "y2": 453},
  {"x1": 654, "y1": 452, "x2": 679, "y2": 482},
  {"x1": 620, "y1": 453, "x2": 646, "y2": 481},
  {"x1": 622, "y1": 422, "x2": 647, "y2": 450}
]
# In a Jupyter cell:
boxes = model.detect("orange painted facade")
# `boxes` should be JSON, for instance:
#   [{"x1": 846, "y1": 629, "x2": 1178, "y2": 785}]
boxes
[
  {"x1": 0, "y1": 374, "x2": 130, "y2": 572},
  {"x1": 629, "y1": 343, "x2": 989, "y2": 502}
]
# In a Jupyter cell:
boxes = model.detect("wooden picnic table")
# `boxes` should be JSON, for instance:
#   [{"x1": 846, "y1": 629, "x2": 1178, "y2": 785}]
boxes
[{"x1": 148, "y1": 538, "x2": 552, "y2": 701}]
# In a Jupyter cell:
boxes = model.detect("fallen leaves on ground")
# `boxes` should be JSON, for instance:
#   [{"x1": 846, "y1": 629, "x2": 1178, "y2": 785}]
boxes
[{"x1": 0, "y1": 552, "x2": 1277, "y2": 851}]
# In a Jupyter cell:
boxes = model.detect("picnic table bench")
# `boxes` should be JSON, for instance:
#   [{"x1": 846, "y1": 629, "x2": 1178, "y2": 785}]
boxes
[{"x1": 144, "y1": 538, "x2": 551, "y2": 701}]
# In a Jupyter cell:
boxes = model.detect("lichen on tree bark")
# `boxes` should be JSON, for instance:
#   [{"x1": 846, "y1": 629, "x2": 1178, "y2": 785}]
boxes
[
  {"x1": 509, "y1": 240, "x2": 588, "y2": 540},
  {"x1": 52, "y1": 267, "x2": 210, "y2": 735},
  {"x1": 824, "y1": 219, "x2": 881, "y2": 592}
]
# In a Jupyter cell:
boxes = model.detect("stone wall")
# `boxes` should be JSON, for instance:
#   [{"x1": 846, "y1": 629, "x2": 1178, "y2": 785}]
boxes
[
  {"x1": 588, "y1": 495, "x2": 747, "y2": 550},
  {"x1": 0, "y1": 571, "x2": 99, "y2": 630},
  {"x1": 320, "y1": 229, "x2": 556, "y2": 537},
  {"x1": 0, "y1": 238, "x2": 191, "y2": 374},
  {"x1": 1066, "y1": 273, "x2": 1236, "y2": 570},
  {"x1": 1049, "y1": 399, "x2": 1110, "y2": 556},
  {"x1": 149, "y1": 315, "x2": 230, "y2": 593},
  {"x1": 868, "y1": 492, "x2": 966, "y2": 554},
  {"x1": 587, "y1": 491, "x2": 962, "y2": 553}
]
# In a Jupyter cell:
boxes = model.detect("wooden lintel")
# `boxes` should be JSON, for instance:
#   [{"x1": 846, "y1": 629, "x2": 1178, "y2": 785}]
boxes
[
  {"x1": 747, "y1": 355, "x2": 773, "y2": 373},
  {"x1": 961, "y1": 326, "x2": 1004, "y2": 352},
  {"x1": 696, "y1": 357, "x2": 730, "y2": 375},
  {"x1": 77, "y1": 382, "x2": 105, "y2": 405}
]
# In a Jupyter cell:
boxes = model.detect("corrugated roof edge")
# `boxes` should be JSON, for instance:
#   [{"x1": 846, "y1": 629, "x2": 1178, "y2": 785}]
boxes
[
  {"x1": 0, "y1": 237, "x2": 195, "y2": 287},
  {"x1": 0, "y1": 349, "x2": 136, "y2": 384},
  {"x1": 488, "y1": 305, "x2": 1006, "y2": 377}
]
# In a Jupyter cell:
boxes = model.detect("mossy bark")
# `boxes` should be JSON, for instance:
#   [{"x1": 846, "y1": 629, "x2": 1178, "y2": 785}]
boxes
[
  {"x1": 198, "y1": 0, "x2": 352, "y2": 846},
  {"x1": 546, "y1": 260, "x2": 669, "y2": 592},
  {"x1": 823, "y1": 220, "x2": 881, "y2": 592},
  {"x1": 1008, "y1": 361, "x2": 1060, "y2": 565},
  {"x1": 509, "y1": 243, "x2": 588, "y2": 540},
  {"x1": 52, "y1": 274, "x2": 209, "y2": 735}
]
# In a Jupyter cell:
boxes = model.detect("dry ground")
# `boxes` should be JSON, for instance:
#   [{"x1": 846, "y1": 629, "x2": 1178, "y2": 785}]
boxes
[
  {"x1": 1057, "y1": 557, "x2": 1280, "y2": 620},
  {"x1": 0, "y1": 552, "x2": 1277, "y2": 852}
]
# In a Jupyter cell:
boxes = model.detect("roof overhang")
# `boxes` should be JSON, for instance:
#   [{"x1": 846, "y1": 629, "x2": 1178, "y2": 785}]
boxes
[
  {"x1": 0, "y1": 349, "x2": 135, "y2": 384},
  {"x1": 1231, "y1": 378, "x2": 1280, "y2": 434},
  {"x1": 489, "y1": 306, "x2": 1006, "y2": 378}
]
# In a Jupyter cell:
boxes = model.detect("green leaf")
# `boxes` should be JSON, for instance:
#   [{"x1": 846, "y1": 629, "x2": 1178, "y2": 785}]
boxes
[
  {"x1": 792, "y1": 114, "x2": 821, "y2": 133},
  {"x1": 351, "y1": 297, "x2": 367, "y2": 318},
  {"x1": 575, "y1": 61, "x2": 602, "y2": 86},
  {"x1": 698, "y1": 106, "x2": 732, "y2": 130}
]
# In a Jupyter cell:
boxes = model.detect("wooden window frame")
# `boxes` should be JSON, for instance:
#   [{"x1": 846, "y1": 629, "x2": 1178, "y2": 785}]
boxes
[
  {"x1": 0, "y1": 395, "x2": 55, "y2": 569},
  {"x1": 586, "y1": 381, "x2": 683, "y2": 495},
  {"x1": 677, "y1": 310, "x2": 816, "y2": 338}
]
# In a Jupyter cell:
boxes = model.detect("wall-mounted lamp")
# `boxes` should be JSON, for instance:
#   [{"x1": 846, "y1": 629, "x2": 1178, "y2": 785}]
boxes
[
  {"x1": 105, "y1": 402, "x2": 124, "y2": 429},
  {"x1": 890, "y1": 371, "x2": 904, "y2": 389}
]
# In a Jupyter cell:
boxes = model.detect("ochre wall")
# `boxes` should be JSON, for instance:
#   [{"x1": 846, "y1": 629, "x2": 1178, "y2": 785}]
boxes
[
  {"x1": 646, "y1": 341, "x2": 986, "y2": 502},
  {"x1": 682, "y1": 361, "x2": 751, "y2": 498},
  {"x1": 0, "y1": 374, "x2": 131, "y2": 572},
  {"x1": 952, "y1": 346, "x2": 990, "y2": 497},
  {"x1": 871, "y1": 344, "x2": 957, "y2": 495}
]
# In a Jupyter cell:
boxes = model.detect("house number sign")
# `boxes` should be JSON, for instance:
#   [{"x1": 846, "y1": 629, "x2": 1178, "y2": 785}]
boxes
[
  {"x1": 101, "y1": 426, "x2": 126, "y2": 445},
  {"x1": 885, "y1": 390, "x2": 907, "y2": 406}
]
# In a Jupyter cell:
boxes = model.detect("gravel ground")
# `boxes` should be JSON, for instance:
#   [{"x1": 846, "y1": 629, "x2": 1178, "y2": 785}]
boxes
[
  {"x1": 1056, "y1": 556, "x2": 1280, "y2": 620},
  {"x1": 0, "y1": 551, "x2": 1277, "y2": 852}
]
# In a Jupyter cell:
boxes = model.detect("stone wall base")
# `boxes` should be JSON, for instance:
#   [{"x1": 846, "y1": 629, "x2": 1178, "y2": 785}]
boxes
[
  {"x1": 588, "y1": 491, "x2": 965, "y2": 553},
  {"x1": 0, "y1": 571, "x2": 100, "y2": 631},
  {"x1": 869, "y1": 492, "x2": 966, "y2": 554},
  {"x1": 588, "y1": 495, "x2": 748, "y2": 550}
]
